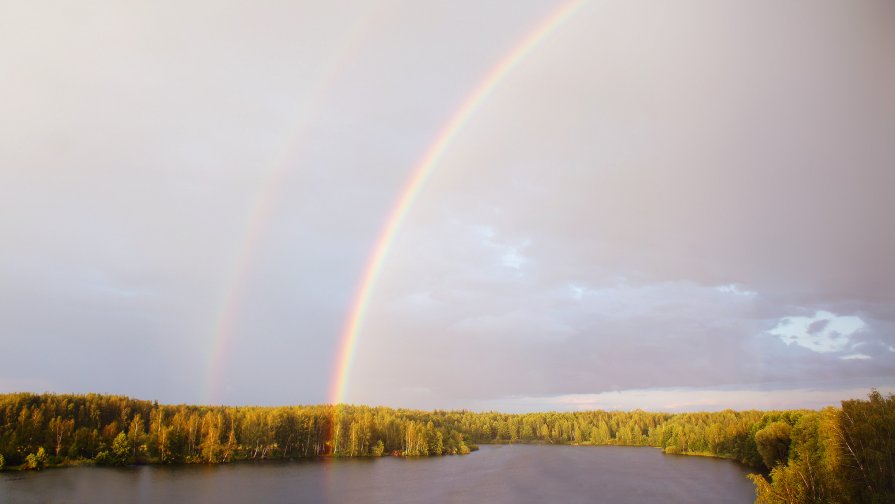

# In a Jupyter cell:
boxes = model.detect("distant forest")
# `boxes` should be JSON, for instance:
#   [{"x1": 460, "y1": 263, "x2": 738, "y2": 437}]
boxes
[{"x1": 0, "y1": 390, "x2": 892, "y2": 503}]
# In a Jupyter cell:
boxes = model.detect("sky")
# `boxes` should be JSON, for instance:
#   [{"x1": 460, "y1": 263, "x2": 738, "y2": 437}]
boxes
[{"x1": 1, "y1": 0, "x2": 894, "y2": 413}]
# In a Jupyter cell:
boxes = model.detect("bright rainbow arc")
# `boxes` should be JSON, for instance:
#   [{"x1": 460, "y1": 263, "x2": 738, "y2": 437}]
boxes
[{"x1": 329, "y1": 0, "x2": 587, "y2": 405}]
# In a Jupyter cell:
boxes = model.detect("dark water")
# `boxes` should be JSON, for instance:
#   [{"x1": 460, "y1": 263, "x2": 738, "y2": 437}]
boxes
[{"x1": 0, "y1": 445, "x2": 756, "y2": 503}]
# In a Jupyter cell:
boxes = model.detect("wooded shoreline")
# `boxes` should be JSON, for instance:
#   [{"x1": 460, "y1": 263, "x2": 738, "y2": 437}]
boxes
[{"x1": 1, "y1": 391, "x2": 892, "y2": 503}]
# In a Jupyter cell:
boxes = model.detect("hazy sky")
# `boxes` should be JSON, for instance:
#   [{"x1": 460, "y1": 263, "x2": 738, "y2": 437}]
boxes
[{"x1": 2, "y1": 0, "x2": 893, "y2": 412}]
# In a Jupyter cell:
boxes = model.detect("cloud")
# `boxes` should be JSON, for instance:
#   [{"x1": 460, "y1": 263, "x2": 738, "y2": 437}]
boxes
[
  {"x1": 350, "y1": 249, "x2": 895, "y2": 406},
  {"x1": 460, "y1": 385, "x2": 895, "y2": 413},
  {"x1": 1, "y1": 0, "x2": 894, "y2": 410},
  {"x1": 340, "y1": 0, "x2": 895, "y2": 409},
  {"x1": 768, "y1": 311, "x2": 866, "y2": 353},
  {"x1": 806, "y1": 319, "x2": 830, "y2": 335},
  {"x1": 716, "y1": 284, "x2": 758, "y2": 297},
  {"x1": 474, "y1": 225, "x2": 531, "y2": 271}
]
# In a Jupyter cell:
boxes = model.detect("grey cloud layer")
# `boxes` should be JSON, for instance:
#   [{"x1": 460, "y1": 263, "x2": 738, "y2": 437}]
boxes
[
  {"x1": 347, "y1": 0, "x2": 895, "y2": 408},
  {"x1": 1, "y1": 0, "x2": 893, "y2": 409}
]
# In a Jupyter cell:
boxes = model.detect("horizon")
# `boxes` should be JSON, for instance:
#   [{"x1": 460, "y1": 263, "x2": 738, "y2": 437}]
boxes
[{"x1": 3, "y1": 387, "x2": 889, "y2": 415}]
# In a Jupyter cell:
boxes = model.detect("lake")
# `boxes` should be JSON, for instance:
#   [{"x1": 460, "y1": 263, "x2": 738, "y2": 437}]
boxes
[{"x1": 0, "y1": 445, "x2": 757, "y2": 503}]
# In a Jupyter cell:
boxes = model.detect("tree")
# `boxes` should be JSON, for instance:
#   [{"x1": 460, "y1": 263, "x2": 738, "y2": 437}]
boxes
[
  {"x1": 750, "y1": 412, "x2": 837, "y2": 504},
  {"x1": 223, "y1": 429, "x2": 237, "y2": 462},
  {"x1": 49, "y1": 416, "x2": 74, "y2": 457},
  {"x1": 128, "y1": 414, "x2": 144, "y2": 460},
  {"x1": 200, "y1": 413, "x2": 222, "y2": 463},
  {"x1": 112, "y1": 431, "x2": 131, "y2": 465},
  {"x1": 838, "y1": 390, "x2": 895, "y2": 502},
  {"x1": 25, "y1": 447, "x2": 48, "y2": 470},
  {"x1": 148, "y1": 409, "x2": 169, "y2": 462},
  {"x1": 755, "y1": 421, "x2": 792, "y2": 469}
]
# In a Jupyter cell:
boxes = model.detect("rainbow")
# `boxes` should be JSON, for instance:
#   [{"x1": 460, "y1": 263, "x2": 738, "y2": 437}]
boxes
[
  {"x1": 203, "y1": 6, "x2": 384, "y2": 404},
  {"x1": 328, "y1": 0, "x2": 587, "y2": 405}
]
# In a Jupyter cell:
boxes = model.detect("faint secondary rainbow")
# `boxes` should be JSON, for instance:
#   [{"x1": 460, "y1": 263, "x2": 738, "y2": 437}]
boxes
[
  {"x1": 328, "y1": 0, "x2": 587, "y2": 405},
  {"x1": 203, "y1": 5, "x2": 385, "y2": 404}
]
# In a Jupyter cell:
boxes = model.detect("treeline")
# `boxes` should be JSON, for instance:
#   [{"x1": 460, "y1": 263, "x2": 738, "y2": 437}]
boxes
[
  {"x1": 0, "y1": 393, "x2": 474, "y2": 468},
  {"x1": 1, "y1": 391, "x2": 891, "y2": 503},
  {"x1": 430, "y1": 408, "x2": 767, "y2": 465},
  {"x1": 428, "y1": 392, "x2": 893, "y2": 503},
  {"x1": 435, "y1": 390, "x2": 895, "y2": 504}
]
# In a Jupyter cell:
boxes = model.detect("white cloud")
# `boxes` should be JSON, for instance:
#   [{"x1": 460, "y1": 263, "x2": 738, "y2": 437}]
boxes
[
  {"x1": 716, "y1": 284, "x2": 757, "y2": 297},
  {"x1": 473, "y1": 225, "x2": 530, "y2": 271},
  {"x1": 769, "y1": 310, "x2": 866, "y2": 353},
  {"x1": 501, "y1": 247, "x2": 527, "y2": 269}
]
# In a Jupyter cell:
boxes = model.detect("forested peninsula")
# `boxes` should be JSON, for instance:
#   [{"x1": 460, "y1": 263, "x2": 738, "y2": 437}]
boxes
[{"x1": 1, "y1": 391, "x2": 892, "y2": 503}]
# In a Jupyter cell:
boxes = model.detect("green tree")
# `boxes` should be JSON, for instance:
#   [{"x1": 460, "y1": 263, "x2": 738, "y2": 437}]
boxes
[
  {"x1": 755, "y1": 421, "x2": 791, "y2": 469},
  {"x1": 25, "y1": 447, "x2": 48, "y2": 470},
  {"x1": 111, "y1": 431, "x2": 131, "y2": 465},
  {"x1": 750, "y1": 412, "x2": 838, "y2": 503},
  {"x1": 838, "y1": 390, "x2": 895, "y2": 502}
]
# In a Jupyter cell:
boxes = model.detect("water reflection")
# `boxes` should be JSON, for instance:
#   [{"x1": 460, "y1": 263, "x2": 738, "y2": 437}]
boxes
[{"x1": 0, "y1": 445, "x2": 756, "y2": 503}]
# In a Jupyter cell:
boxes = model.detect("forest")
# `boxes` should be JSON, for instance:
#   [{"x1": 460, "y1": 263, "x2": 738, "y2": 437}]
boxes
[{"x1": 0, "y1": 390, "x2": 891, "y2": 503}]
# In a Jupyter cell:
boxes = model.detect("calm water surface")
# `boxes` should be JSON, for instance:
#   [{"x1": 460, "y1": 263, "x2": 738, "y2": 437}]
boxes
[{"x1": 0, "y1": 445, "x2": 756, "y2": 503}]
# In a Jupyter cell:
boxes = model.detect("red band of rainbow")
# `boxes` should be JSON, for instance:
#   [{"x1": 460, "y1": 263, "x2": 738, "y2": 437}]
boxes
[{"x1": 329, "y1": 0, "x2": 586, "y2": 406}]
